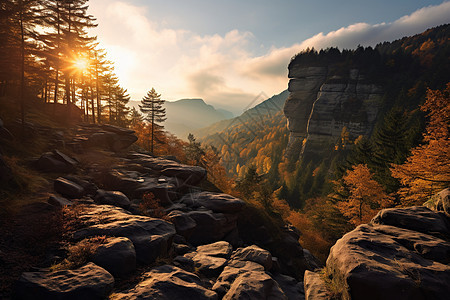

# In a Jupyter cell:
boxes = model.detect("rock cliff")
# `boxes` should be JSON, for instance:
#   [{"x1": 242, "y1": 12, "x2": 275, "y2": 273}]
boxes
[{"x1": 284, "y1": 65, "x2": 383, "y2": 159}]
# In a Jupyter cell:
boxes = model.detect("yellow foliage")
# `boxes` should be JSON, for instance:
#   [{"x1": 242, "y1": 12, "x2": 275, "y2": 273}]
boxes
[
  {"x1": 337, "y1": 164, "x2": 393, "y2": 226},
  {"x1": 391, "y1": 84, "x2": 450, "y2": 204}
]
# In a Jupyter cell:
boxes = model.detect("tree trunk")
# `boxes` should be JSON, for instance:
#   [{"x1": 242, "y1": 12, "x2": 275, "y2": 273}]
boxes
[{"x1": 19, "y1": 0, "x2": 25, "y2": 127}]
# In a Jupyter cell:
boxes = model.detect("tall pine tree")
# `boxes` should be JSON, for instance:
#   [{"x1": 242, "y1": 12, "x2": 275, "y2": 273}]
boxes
[{"x1": 139, "y1": 88, "x2": 166, "y2": 153}]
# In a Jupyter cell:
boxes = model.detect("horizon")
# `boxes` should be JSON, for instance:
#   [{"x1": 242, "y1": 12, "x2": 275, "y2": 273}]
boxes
[{"x1": 88, "y1": 0, "x2": 450, "y2": 115}]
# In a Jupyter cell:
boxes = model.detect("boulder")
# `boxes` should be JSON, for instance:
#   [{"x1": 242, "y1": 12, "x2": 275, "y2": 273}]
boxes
[
  {"x1": 63, "y1": 175, "x2": 98, "y2": 196},
  {"x1": 182, "y1": 241, "x2": 233, "y2": 277},
  {"x1": 191, "y1": 253, "x2": 227, "y2": 277},
  {"x1": 54, "y1": 177, "x2": 85, "y2": 199},
  {"x1": 167, "y1": 210, "x2": 197, "y2": 238},
  {"x1": 48, "y1": 194, "x2": 73, "y2": 207},
  {"x1": 221, "y1": 269, "x2": 286, "y2": 300},
  {"x1": 230, "y1": 245, "x2": 273, "y2": 271},
  {"x1": 273, "y1": 274, "x2": 305, "y2": 300},
  {"x1": 112, "y1": 265, "x2": 217, "y2": 299},
  {"x1": 35, "y1": 150, "x2": 77, "y2": 173},
  {"x1": 181, "y1": 192, "x2": 246, "y2": 213},
  {"x1": 15, "y1": 262, "x2": 114, "y2": 299},
  {"x1": 91, "y1": 237, "x2": 136, "y2": 278},
  {"x1": 94, "y1": 189, "x2": 131, "y2": 209},
  {"x1": 303, "y1": 271, "x2": 329, "y2": 300},
  {"x1": 184, "y1": 210, "x2": 229, "y2": 246},
  {"x1": 326, "y1": 222, "x2": 450, "y2": 300},
  {"x1": 73, "y1": 204, "x2": 176, "y2": 264},
  {"x1": 212, "y1": 261, "x2": 266, "y2": 296}
]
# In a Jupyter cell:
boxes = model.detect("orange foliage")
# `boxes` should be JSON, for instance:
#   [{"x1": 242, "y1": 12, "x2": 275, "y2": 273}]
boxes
[
  {"x1": 392, "y1": 84, "x2": 450, "y2": 204},
  {"x1": 337, "y1": 164, "x2": 393, "y2": 226}
]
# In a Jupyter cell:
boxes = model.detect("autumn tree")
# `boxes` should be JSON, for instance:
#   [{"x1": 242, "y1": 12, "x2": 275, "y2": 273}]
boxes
[
  {"x1": 139, "y1": 88, "x2": 166, "y2": 153},
  {"x1": 185, "y1": 134, "x2": 205, "y2": 166},
  {"x1": 391, "y1": 84, "x2": 450, "y2": 204},
  {"x1": 335, "y1": 164, "x2": 393, "y2": 226}
]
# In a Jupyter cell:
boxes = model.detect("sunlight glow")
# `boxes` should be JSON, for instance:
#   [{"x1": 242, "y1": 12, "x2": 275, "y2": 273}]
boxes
[{"x1": 73, "y1": 56, "x2": 89, "y2": 72}]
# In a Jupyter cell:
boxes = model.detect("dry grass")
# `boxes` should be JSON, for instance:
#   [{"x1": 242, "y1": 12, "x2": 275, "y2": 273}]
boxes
[
  {"x1": 320, "y1": 267, "x2": 345, "y2": 300},
  {"x1": 51, "y1": 236, "x2": 108, "y2": 271},
  {"x1": 139, "y1": 192, "x2": 171, "y2": 222}
]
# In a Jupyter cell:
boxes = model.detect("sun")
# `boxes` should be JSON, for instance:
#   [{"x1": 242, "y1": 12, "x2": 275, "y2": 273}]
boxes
[{"x1": 73, "y1": 56, "x2": 89, "y2": 72}]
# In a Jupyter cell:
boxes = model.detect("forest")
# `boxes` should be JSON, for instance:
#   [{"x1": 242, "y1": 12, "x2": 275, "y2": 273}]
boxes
[
  {"x1": 200, "y1": 25, "x2": 450, "y2": 259},
  {"x1": 0, "y1": 0, "x2": 449, "y2": 264}
]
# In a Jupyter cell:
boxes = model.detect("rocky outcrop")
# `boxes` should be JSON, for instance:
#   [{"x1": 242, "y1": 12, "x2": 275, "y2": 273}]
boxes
[
  {"x1": 72, "y1": 204, "x2": 176, "y2": 264},
  {"x1": 67, "y1": 124, "x2": 138, "y2": 153},
  {"x1": 15, "y1": 262, "x2": 114, "y2": 299},
  {"x1": 305, "y1": 203, "x2": 450, "y2": 300},
  {"x1": 112, "y1": 265, "x2": 218, "y2": 299},
  {"x1": 15, "y1": 130, "x2": 311, "y2": 299},
  {"x1": 284, "y1": 65, "x2": 383, "y2": 159}
]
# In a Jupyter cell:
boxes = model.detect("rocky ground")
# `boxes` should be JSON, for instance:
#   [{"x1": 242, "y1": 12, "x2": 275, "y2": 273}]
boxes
[
  {"x1": 2, "y1": 121, "x2": 449, "y2": 299},
  {"x1": 4, "y1": 123, "x2": 311, "y2": 299}
]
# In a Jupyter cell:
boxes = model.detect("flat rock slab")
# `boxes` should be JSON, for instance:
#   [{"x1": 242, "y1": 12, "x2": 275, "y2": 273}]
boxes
[
  {"x1": 326, "y1": 222, "x2": 450, "y2": 300},
  {"x1": 112, "y1": 265, "x2": 217, "y2": 300},
  {"x1": 191, "y1": 253, "x2": 227, "y2": 277},
  {"x1": 15, "y1": 262, "x2": 114, "y2": 299},
  {"x1": 128, "y1": 153, "x2": 207, "y2": 185},
  {"x1": 48, "y1": 194, "x2": 73, "y2": 207},
  {"x1": 181, "y1": 192, "x2": 246, "y2": 213},
  {"x1": 196, "y1": 241, "x2": 233, "y2": 258},
  {"x1": 54, "y1": 177, "x2": 85, "y2": 199},
  {"x1": 94, "y1": 189, "x2": 131, "y2": 209},
  {"x1": 370, "y1": 206, "x2": 450, "y2": 239},
  {"x1": 73, "y1": 204, "x2": 176, "y2": 264}
]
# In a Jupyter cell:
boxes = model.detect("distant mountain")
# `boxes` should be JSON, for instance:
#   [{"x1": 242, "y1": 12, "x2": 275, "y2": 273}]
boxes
[
  {"x1": 163, "y1": 98, "x2": 233, "y2": 139},
  {"x1": 194, "y1": 90, "x2": 289, "y2": 138}
]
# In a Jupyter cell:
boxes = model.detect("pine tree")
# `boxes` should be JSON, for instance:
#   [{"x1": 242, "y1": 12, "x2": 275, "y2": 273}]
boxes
[
  {"x1": 371, "y1": 107, "x2": 411, "y2": 192},
  {"x1": 139, "y1": 88, "x2": 166, "y2": 153},
  {"x1": 113, "y1": 87, "x2": 130, "y2": 127},
  {"x1": 130, "y1": 107, "x2": 143, "y2": 127}
]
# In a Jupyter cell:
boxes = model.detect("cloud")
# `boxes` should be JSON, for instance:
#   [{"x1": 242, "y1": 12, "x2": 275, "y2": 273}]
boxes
[{"x1": 89, "y1": 1, "x2": 450, "y2": 114}]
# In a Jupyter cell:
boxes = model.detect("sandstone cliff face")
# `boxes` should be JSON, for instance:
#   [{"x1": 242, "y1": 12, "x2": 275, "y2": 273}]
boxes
[{"x1": 284, "y1": 65, "x2": 383, "y2": 159}]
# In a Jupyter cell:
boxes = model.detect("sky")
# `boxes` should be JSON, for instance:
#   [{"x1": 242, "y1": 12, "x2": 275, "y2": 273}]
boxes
[{"x1": 87, "y1": 0, "x2": 450, "y2": 115}]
